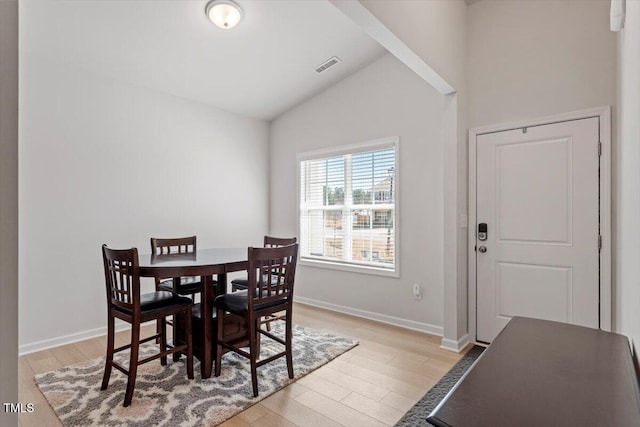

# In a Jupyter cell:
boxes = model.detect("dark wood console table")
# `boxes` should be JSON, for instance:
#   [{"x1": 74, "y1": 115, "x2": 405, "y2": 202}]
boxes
[{"x1": 428, "y1": 317, "x2": 640, "y2": 427}]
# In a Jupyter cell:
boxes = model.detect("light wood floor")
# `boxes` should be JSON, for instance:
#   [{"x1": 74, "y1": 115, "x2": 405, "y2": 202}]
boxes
[{"x1": 19, "y1": 303, "x2": 468, "y2": 427}]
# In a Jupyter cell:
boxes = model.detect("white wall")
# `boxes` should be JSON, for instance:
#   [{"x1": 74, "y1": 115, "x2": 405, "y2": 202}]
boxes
[
  {"x1": 270, "y1": 53, "x2": 447, "y2": 332},
  {"x1": 616, "y1": 0, "x2": 640, "y2": 358},
  {"x1": 354, "y1": 0, "x2": 616, "y2": 348},
  {"x1": 356, "y1": 0, "x2": 469, "y2": 349},
  {"x1": 19, "y1": 53, "x2": 270, "y2": 353},
  {"x1": 467, "y1": 0, "x2": 617, "y2": 128},
  {"x1": 360, "y1": 0, "x2": 467, "y2": 89}
]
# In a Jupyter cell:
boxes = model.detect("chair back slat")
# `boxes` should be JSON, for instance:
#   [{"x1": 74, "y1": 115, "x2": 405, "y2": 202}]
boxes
[
  {"x1": 263, "y1": 236, "x2": 297, "y2": 248},
  {"x1": 247, "y1": 244, "x2": 298, "y2": 309},
  {"x1": 102, "y1": 245, "x2": 140, "y2": 313},
  {"x1": 150, "y1": 236, "x2": 197, "y2": 255}
]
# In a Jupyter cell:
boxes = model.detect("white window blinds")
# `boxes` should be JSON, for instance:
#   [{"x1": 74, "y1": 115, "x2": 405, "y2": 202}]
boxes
[{"x1": 299, "y1": 139, "x2": 397, "y2": 272}]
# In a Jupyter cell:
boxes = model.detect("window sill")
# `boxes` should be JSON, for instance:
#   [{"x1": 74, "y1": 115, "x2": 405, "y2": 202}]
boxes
[{"x1": 299, "y1": 258, "x2": 399, "y2": 278}]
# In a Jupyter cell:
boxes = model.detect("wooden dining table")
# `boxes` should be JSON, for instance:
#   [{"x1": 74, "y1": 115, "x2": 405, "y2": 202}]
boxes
[{"x1": 138, "y1": 248, "x2": 248, "y2": 379}]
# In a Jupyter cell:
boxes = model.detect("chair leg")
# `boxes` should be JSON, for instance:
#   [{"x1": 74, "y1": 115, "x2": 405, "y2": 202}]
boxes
[
  {"x1": 101, "y1": 314, "x2": 115, "y2": 390},
  {"x1": 285, "y1": 309, "x2": 294, "y2": 379},
  {"x1": 185, "y1": 307, "x2": 194, "y2": 379},
  {"x1": 159, "y1": 317, "x2": 167, "y2": 366},
  {"x1": 123, "y1": 321, "x2": 140, "y2": 407},
  {"x1": 172, "y1": 315, "x2": 181, "y2": 362},
  {"x1": 249, "y1": 316, "x2": 259, "y2": 397},
  {"x1": 155, "y1": 318, "x2": 162, "y2": 344},
  {"x1": 256, "y1": 318, "x2": 262, "y2": 355},
  {"x1": 214, "y1": 308, "x2": 224, "y2": 377}
]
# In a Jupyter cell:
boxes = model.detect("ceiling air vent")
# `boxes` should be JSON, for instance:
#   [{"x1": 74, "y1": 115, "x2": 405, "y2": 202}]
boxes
[{"x1": 314, "y1": 56, "x2": 341, "y2": 74}]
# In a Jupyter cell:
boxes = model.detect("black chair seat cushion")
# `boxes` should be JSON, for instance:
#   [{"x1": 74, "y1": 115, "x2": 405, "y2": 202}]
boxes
[
  {"x1": 215, "y1": 290, "x2": 287, "y2": 313},
  {"x1": 159, "y1": 276, "x2": 207, "y2": 295},
  {"x1": 230, "y1": 277, "x2": 248, "y2": 291},
  {"x1": 116, "y1": 291, "x2": 192, "y2": 314},
  {"x1": 231, "y1": 275, "x2": 280, "y2": 292}
]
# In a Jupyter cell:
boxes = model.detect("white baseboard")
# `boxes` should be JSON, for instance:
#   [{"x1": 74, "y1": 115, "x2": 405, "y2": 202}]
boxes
[
  {"x1": 295, "y1": 296, "x2": 443, "y2": 336},
  {"x1": 19, "y1": 320, "x2": 134, "y2": 356},
  {"x1": 440, "y1": 334, "x2": 470, "y2": 353},
  {"x1": 20, "y1": 300, "x2": 445, "y2": 355}
]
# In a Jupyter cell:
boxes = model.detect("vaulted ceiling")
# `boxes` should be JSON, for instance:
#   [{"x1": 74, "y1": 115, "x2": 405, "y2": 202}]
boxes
[{"x1": 21, "y1": 0, "x2": 387, "y2": 120}]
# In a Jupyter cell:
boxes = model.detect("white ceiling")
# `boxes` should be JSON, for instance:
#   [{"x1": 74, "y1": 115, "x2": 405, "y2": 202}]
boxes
[{"x1": 21, "y1": 0, "x2": 387, "y2": 120}]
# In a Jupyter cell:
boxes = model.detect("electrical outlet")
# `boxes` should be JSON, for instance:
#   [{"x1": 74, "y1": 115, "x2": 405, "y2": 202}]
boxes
[{"x1": 413, "y1": 283, "x2": 422, "y2": 300}]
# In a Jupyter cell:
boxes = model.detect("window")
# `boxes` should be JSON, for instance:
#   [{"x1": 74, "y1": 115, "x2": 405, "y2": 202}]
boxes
[{"x1": 298, "y1": 138, "x2": 398, "y2": 275}]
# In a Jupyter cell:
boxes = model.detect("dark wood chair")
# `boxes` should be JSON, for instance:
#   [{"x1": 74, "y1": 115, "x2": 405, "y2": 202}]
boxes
[
  {"x1": 214, "y1": 243, "x2": 298, "y2": 397},
  {"x1": 231, "y1": 236, "x2": 297, "y2": 292},
  {"x1": 150, "y1": 236, "x2": 215, "y2": 359},
  {"x1": 150, "y1": 236, "x2": 203, "y2": 298},
  {"x1": 231, "y1": 236, "x2": 297, "y2": 331},
  {"x1": 100, "y1": 245, "x2": 193, "y2": 407}
]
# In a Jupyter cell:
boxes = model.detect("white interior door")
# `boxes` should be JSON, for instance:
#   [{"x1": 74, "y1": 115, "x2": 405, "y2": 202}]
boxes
[{"x1": 476, "y1": 117, "x2": 600, "y2": 343}]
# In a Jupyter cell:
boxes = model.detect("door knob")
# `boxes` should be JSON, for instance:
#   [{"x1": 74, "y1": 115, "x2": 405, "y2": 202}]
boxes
[{"x1": 478, "y1": 246, "x2": 487, "y2": 253}]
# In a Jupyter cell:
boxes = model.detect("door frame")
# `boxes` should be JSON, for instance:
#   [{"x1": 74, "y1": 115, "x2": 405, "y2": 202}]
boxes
[{"x1": 468, "y1": 106, "x2": 612, "y2": 343}]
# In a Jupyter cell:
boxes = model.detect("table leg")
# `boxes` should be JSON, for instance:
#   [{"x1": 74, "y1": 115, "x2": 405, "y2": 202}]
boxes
[
  {"x1": 172, "y1": 277, "x2": 181, "y2": 362},
  {"x1": 200, "y1": 274, "x2": 214, "y2": 379},
  {"x1": 200, "y1": 272, "x2": 228, "y2": 379},
  {"x1": 217, "y1": 273, "x2": 227, "y2": 295}
]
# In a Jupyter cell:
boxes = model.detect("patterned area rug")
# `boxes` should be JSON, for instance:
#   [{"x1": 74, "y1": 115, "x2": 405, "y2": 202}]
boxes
[
  {"x1": 394, "y1": 345, "x2": 485, "y2": 426},
  {"x1": 35, "y1": 323, "x2": 358, "y2": 426}
]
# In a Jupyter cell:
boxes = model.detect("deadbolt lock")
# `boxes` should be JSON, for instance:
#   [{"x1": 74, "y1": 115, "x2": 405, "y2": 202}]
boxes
[{"x1": 478, "y1": 223, "x2": 488, "y2": 241}]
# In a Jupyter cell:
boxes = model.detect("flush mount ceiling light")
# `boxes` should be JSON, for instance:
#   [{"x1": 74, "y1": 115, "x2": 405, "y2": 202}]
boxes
[{"x1": 205, "y1": 0, "x2": 243, "y2": 29}]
